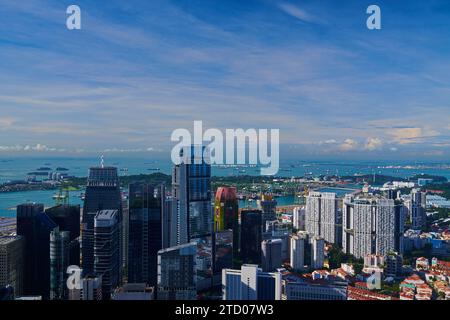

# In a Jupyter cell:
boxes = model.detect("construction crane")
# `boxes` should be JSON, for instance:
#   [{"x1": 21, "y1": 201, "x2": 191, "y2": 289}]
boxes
[{"x1": 53, "y1": 187, "x2": 70, "y2": 206}]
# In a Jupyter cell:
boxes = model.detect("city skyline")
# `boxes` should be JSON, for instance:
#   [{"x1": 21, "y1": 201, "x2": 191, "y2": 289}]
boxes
[{"x1": 0, "y1": 0, "x2": 449, "y2": 160}]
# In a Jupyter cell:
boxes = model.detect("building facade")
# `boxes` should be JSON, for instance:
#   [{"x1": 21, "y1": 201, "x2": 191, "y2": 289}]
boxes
[
  {"x1": 305, "y1": 192, "x2": 341, "y2": 246},
  {"x1": 94, "y1": 210, "x2": 120, "y2": 299},
  {"x1": 261, "y1": 239, "x2": 282, "y2": 272},
  {"x1": 0, "y1": 236, "x2": 24, "y2": 297},
  {"x1": 128, "y1": 183, "x2": 163, "y2": 287},
  {"x1": 222, "y1": 264, "x2": 282, "y2": 300},
  {"x1": 240, "y1": 209, "x2": 263, "y2": 265},
  {"x1": 157, "y1": 243, "x2": 197, "y2": 300},
  {"x1": 82, "y1": 166, "x2": 122, "y2": 276},
  {"x1": 343, "y1": 196, "x2": 404, "y2": 259}
]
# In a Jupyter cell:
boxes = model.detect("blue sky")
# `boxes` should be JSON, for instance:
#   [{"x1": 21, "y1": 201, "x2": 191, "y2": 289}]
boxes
[{"x1": 0, "y1": 0, "x2": 449, "y2": 160}]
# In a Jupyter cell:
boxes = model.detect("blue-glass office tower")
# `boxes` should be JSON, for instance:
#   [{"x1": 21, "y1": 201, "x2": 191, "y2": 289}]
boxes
[
  {"x1": 16, "y1": 203, "x2": 57, "y2": 299},
  {"x1": 172, "y1": 145, "x2": 212, "y2": 244},
  {"x1": 128, "y1": 183, "x2": 163, "y2": 287},
  {"x1": 82, "y1": 166, "x2": 122, "y2": 277}
]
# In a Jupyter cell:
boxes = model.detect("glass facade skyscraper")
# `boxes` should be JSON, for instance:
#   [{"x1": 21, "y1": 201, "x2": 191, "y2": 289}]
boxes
[
  {"x1": 172, "y1": 145, "x2": 212, "y2": 244},
  {"x1": 16, "y1": 203, "x2": 57, "y2": 299},
  {"x1": 128, "y1": 183, "x2": 163, "y2": 287},
  {"x1": 82, "y1": 166, "x2": 122, "y2": 276}
]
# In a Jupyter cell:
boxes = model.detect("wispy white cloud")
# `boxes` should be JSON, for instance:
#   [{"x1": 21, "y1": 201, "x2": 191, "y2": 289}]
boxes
[{"x1": 278, "y1": 2, "x2": 324, "y2": 24}]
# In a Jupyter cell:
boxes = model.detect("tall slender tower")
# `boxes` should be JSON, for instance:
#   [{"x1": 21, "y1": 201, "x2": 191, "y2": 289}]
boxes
[
  {"x1": 214, "y1": 186, "x2": 239, "y2": 264},
  {"x1": 305, "y1": 192, "x2": 341, "y2": 246},
  {"x1": 128, "y1": 183, "x2": 163, "y2": 287},
  {"x1": 94, "y1": 210, "x2": 120, "y2": 300},
  {"x1": 409, "y1": 189, "x2": 426, "y2": 230},
  {"x1": 82, "y1": 165, "x2": 122, "y2": 277},
  {"x1": 16, "y1": 203, "x2": 57, "y2": 299},
  {"x1": 172, "y1": 145, "x2": 212, "y2": 244},
  {"x1": 343, "y1": 196, "x2": 403, "y2": 259}
]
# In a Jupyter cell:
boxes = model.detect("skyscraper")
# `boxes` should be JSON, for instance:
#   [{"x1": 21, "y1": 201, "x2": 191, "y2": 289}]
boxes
[
  {"x1": 343, "y1": 196, "x2": 403, "y2": 259},
  {"x1": 49, "y1": 228, "x2": 70, "y2": 300},
  {"x1": 162, "y1": 196, "x2": 178, "y2": 249},
  {"x1": 94, "y1": 210, "x2": 120, "y2": 299},
  {"x1": 292, "y1": 206, "x2": 305, "y2": 231},
  {"x1": 258, "y1": 194, "x2": 277, "y2": 233},
  {"x1": 214, "y1": 187, "x2": 239, "y2": 264},
  {"x1": 45, "y1": 204, "x2": 81, "y2": 266},
  {"x1": 290, "y1": 233, "x2": 307, "y2": 272},
  {"x1": 222, "y1": 264, "x2": 282, "y2": 300},
  {"x1": 82, "y1": 166, "x2": 122, "y2": 276},
  {"x1": 409, "y1": 189, "x2": 426, "y2": 230},
  {"x1": 305, "y1": 192, "x2": 341, "y2": 246},
  {"x1": 311, "y1": 236, "x2": 325, "y2": 270},
  {"x1": 128, "y1": 183, "x2": 163, "y2": 287},
  {"x1": 0, "y1": 236, "x2": 24, "y2": 297},
  {"x1": 68, "y1": 273, "x2": 103, "y2": 301},
  {"x1": 261, "y1": 239, "x2": 282, "y2": 272},
  {"x1": 214, "y1": 187, "x2": 239, "y2": 232},
  {"x1": 157, "y1": 243, "x2": 197, "y2": 300},
  {"x1": 240, "y1": 209, "x2": 262, "y2": 265},
  {"x1": 172, "y1": 145, "x2": 212, "y2": 244},
  {"x1": 17, "y1": 203, "x2": 57, "y2": 299}
]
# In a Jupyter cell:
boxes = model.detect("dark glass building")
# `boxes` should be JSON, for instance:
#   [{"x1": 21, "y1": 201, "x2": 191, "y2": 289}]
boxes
[
  {"x1": 240, "y1": 209, "x2": 262, "y2": 265},
  {"x1": 16, "y1": 203, "x2": 57, "y2": 299},
  {"x1": 82, "y1": 166, "x2": 122, "y2": 276},
  {"x1": 45, "y1": 205, "x2": 81, "y2": 266},
  {"x1": 128, "y1": 183, "x2": 163, "y2": 287}
]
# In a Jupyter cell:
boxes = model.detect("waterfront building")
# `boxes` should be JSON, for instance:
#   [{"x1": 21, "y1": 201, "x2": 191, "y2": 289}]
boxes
[
  {"x1": 222, "y1": 264, "x2": 282, "y2": 300},
  {"x1": 94, "y1": 210, "x2": 120, "y2": 299},
  {"x1": 0, "y1": 236, "x2": 24, "y2": 297},
  {"x1": 157, "y1": 243, "x2": 197, "y2": 300}
]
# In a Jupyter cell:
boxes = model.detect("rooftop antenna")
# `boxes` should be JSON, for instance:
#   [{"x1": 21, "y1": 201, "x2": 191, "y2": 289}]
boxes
[{"x1": 101, "y1": 155, "x2": 105, "y2": 168}]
